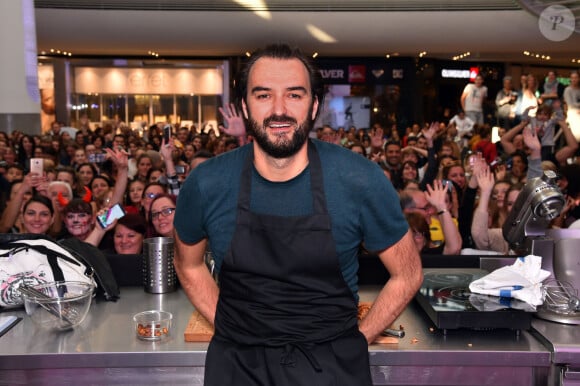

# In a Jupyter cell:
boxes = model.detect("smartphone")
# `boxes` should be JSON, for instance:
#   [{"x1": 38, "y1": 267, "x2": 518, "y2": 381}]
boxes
[
  {"x1": 442, "y1": 179, "x2": 453, "y2": 192},
  {"x1": 88, "y1": 153, "x2": 107, "y2": 164},
  {"x1": 30, "y1": 158, "x2": 44, "y2": 175},
  {"x1": 163, "y1": 125, "x2": 171, "y2": 145},
  {"x1": 175, "y1": 165, "x2": 186, "y2": 175},
  {"x1": 97, "y1": 203, "x2": 126, "y2": 228}
]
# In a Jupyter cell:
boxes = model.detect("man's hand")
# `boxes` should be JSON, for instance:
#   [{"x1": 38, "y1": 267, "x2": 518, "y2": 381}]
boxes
[{"x1": 219, "y1": 103, "x2": 246, "y2": 138}]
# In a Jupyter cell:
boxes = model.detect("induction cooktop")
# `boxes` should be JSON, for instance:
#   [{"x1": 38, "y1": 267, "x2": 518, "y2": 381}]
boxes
[{"x1": 415, "y1": 268, "x2": 534, "y2": 332}]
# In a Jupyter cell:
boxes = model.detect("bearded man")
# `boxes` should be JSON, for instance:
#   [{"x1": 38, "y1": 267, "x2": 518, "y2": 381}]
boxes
[{"x1": 174, "y1": 44, "x2": 421, "y2": 386}]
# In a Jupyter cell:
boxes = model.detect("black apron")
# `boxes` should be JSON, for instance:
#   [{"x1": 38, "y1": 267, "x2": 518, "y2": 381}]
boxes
[{"x1": 204, "y1": 142, "x2": 372, "y2": 386}]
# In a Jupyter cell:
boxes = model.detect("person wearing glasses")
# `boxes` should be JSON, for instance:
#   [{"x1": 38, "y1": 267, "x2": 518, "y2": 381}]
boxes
[
  {"x1": 148, "y1": 194, "x2": 176, "y2": 238},
  {"x1": 140, "y1": 182, "x2": 166, "y2": 221},
  {"x1": 400, "y1": 180, "x2": 462, "y2": 255}
]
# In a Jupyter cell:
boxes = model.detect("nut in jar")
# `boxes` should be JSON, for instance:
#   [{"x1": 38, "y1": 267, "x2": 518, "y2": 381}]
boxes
[{"x1": 133, "y1": 310, "x2": 172, "y2": 341}]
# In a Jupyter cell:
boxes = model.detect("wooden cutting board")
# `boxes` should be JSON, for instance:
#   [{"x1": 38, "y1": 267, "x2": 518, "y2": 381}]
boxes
[
  {"x1": 184, "y1": 302, "x2": 399, "y2": 344},
  {"x1": 184, "y1": 311, "x2": 214, "y2": 342}
]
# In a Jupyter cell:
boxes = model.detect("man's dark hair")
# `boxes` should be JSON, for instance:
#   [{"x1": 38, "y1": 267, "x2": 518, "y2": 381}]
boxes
[
  {"x1": 234, "y1": 43, "x2": 324, "y2": 121},
  {"x1": 192, "y1": 150, "x2": 214, "y2": 160},
  {"x1": 385, "y1": 140, "x2": 401, "y2": 150}
]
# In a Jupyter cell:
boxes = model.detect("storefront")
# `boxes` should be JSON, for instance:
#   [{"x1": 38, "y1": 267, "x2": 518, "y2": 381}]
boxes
[
  {"x1": 429, "y1": 60, "x2": 504, "y2": 124},
  {"x1": 38, "y1": 58, "x2": 229, "y2": 133},
  {"x1": 314, "y1": 57, "x2": 417, "y2": 133}
]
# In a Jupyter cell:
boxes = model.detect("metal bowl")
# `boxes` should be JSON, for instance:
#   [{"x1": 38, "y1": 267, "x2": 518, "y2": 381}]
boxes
[{"x1": 20, "y1": 281, "x2": 95, "y2": 331}]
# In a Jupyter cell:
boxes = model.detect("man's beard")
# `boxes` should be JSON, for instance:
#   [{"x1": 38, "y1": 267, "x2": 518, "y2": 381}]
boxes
[{"x1": 246, "y1": 111, "x2": 313, "y2": 159}]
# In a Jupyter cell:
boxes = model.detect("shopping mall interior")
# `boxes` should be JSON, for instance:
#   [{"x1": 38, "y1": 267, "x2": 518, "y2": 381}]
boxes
[{"x1": 2, "y1": 0, "x2": 580, "y2": 133}]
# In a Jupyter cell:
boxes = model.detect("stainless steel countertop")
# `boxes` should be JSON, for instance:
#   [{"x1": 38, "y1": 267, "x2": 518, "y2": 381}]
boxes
[
  {"x1": 532, "y1": 318, "x2": 580, "y2": 365},
  {"x1": 0, "y1": 286, "x2": 551, "y2": 370}
]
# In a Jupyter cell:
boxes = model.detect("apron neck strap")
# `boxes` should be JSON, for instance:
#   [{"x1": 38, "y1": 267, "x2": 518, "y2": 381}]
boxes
[{"x1": 238, "y1": 140, "x2": 327, "y2": 214}]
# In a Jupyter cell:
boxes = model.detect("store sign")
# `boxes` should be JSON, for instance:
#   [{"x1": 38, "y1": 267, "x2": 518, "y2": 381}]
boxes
[
  {"x1": 320, "y1": 68, "x2": 346, "y2": 80},
  {"x1": 348, "y1": 65, "x2": 366, "y2": 83},
  {"x1": 74, "y1": 67, "x2": 223, "y2": 94},
  {"x1": 469, "y1": 67, "x2": 479, "y2": 81},
  {"x1": 441, "y1": 67, "x2": 479, "y2": 80}
]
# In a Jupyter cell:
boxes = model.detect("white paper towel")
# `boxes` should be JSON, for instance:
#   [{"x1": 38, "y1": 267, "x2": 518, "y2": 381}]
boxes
[{"x1": 469, "y1": 255, "x2": 551, "y2": 307}]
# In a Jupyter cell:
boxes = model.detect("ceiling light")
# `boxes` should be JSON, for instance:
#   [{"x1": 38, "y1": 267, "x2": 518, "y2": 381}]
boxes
[
  {"x1": 46, "y1": 48, "x2": 72, "y2": 56},
  {"x1": 245, "y1": 52, "x2": 251, "y2": 57},
  {"x1": 312, "y1": 52, "x2": 318, "y2": 58},
  {"x1": 523, "y1": 51, "x2": 551, "y2": 61},
  {"x1": 306, "y1": 24, "x2": 337, "y2": 43},
  {"x1": 234, "y1": 0, "x2": 271, "y2": 20},
  {"x1": 452, "y1": 51, "x2": 471, "y2": 61}
]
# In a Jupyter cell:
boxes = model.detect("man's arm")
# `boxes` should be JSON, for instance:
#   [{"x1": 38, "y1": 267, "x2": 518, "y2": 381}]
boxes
[
  {"x1": 500, "y1": 120, "x2": 526, "y2": 156},
  {"x1": 173, "y1": 231, "x2": 219, "y2": 325},
  {"x1": 555, "y1": 119, "x2": 579, "y2": 166},
  {"x1": 358, "y1": 230, "x2": 422, "y2": 343},
  {"x1": 460, "y1": 89, "x2": 468, "y2": 111}
]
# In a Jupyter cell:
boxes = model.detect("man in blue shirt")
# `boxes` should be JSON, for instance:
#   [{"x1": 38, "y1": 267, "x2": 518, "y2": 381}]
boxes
[{"x1": 174, "y1": 43, "x2": 422, "y2": 386}]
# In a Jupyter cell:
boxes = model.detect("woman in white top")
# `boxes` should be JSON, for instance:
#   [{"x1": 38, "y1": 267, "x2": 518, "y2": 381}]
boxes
[{"x1": 564, "y1": 71, "x2": 580, "y2": 141}]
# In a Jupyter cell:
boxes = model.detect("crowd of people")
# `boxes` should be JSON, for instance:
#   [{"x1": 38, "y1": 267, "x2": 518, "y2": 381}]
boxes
[
  {"x1": 0, "y1": 116, "x2": 241, "y2": 255},
  {"x1": 316, "y1": 69, "x2": 580, "y2": 255},
  {"x1": 0, "y1": 68, "x2": 579, "y2": 258}
]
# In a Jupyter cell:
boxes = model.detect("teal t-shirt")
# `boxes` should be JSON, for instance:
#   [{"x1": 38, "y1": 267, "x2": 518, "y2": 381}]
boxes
[{"x1": 174, "y1": 139, "x2": 408, "y2": 298}]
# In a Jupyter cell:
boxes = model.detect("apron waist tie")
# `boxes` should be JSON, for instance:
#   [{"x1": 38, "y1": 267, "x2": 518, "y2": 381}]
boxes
[{"x1": 280, "y1": 343, "x2": 322, "y2": 373}]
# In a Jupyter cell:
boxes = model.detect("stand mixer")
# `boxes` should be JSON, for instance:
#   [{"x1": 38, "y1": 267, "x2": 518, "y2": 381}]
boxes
[{"x1": 502, "y1": 170, "x2": 580, "y2": 324}]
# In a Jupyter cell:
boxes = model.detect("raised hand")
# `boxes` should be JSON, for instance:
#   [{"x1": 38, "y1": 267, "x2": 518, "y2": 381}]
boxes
[
  {"x1": 475, "y1": 164, "x2": 494, "y2": 194},
  {"x1": 159, "y1": 136, "x2": 175, "y2": 162},
  {"x1": 219, "y1": 103, "x2": 246, "y2": 138},
  {"x1": 104, "y1": 146, "x2": 129, "y2": 170},
  {"x1": 425, "y1": 180, "x2": 448, "y2": 212},
  {"x1": 522, "y1": 124, "x2": 541, "y2": 158},
  {"x1": 422, "y1": 122, "x2": 438, "y2": 141}
]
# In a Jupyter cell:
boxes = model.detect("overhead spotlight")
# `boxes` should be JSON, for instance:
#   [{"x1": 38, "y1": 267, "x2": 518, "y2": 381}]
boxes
[
  {"x1": 312, "y1": 52, "x2": 318, "y2": 58},
  {"x1": 385, "y1": 54, "x2": 391, "y2": 59},
  {"x1": 245, "y1": 51, "x2": 251, "y2": 57},
  {"x1": 452, "y1": 51, "x2": 471, "y2": 61},
  {"x1": 523, "y1": 51, "x2": 550, "y2": 61}
]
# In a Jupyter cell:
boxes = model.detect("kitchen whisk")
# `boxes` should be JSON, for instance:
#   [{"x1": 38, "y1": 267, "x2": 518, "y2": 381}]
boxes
[{"x1": 542, "y1": 279, "x2": 580, "y2": 314}]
